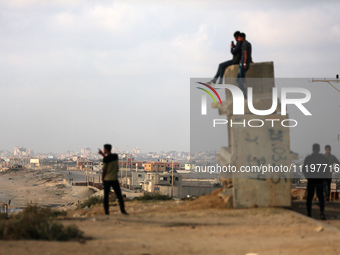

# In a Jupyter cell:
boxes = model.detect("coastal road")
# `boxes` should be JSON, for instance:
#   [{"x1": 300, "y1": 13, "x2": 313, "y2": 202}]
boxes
[
  {"x1": 52, "y1": 169, "x2": 134, "y2": 183},
  {"x1": 54, "y1": 170, "x2": 100, "y2": 183}
]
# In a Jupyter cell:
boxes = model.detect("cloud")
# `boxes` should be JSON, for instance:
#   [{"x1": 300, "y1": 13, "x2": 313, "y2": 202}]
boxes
[{"x1": 0, "y1": 1, "x2": 340, "y2": 153}]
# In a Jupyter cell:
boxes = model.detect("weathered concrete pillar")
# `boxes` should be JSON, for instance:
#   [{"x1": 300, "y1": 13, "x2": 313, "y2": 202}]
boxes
[{"x1": 215, "y1": 62, "x2": 297, "y2": 208}]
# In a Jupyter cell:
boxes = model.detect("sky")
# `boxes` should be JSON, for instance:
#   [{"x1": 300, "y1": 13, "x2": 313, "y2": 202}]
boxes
[{"x1": 0, "y1": 0, "x2": 339, "y2": 154}]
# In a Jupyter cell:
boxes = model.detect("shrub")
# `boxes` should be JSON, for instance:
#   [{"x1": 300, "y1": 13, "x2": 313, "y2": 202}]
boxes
[
  {"x1": 78, "y1": 194, "x2": 119, "y2": 209},
  {"x1": 0, "y1": 205, "x2": 83, "y2": 241},
  {"x1": 133, "y1": 193, "x2": 172, "y2": 201},
  {"x1": 79, "y1": 195, "x2": 104, "y2": 209},
  {"x1": 213, "y1": 182, "x2": 222, "y2": 187},
  {"x1": 0, "y1": 212, "x2": 7, "y2": 220}
]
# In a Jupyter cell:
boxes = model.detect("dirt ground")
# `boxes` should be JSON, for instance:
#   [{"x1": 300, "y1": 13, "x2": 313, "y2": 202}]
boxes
[
  {"x1": 2, "y1": 191, "x2": 340, "y2": 255},
  {"x1": 0, "y1": 169, "x2": 95, "y2": 209},
  {"x1": 292, "y1": 200, "x2": 340, "y2": 229}
]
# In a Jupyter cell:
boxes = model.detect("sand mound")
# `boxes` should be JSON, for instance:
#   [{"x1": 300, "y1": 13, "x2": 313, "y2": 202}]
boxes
[
  {"x1": 291, "y1": 189, "x2": 306, "y2": 200},
  {"x1": 70, "y1": 186, "x2": 96, "y2": 200},
  {"x1": 184, "y1": 188, "x2": 226, "y2": 210}
]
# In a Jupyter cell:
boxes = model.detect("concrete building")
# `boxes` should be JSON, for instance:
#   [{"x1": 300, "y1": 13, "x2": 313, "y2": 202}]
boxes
[
  {"x1": 144, "y1": 162, "x2": 166, "y2": 172},
  {"x1": 77, "y1": 159, "x2": 94, "y2": 171},
  {"x1": 141, "y1": 172, "x2": 219, "y2": 198},
  {"x1": 143, "y1": 172, "x2": 182, "y2": 196},
  {"x1": 93, "y1": 162, "x2": 103, "y2": 172},
  {"x1": 130, "y1": 171, "x2": 147, "y2": 187},
  {"x1": 144, "y1": 161, "x2": 180, "y2": 172},
  {"x1": 185, "y1": 163, "x2": 196, "y2": 171},
  {"x1": 119, "y1": 157, "x2": 143, "y2": 169}
]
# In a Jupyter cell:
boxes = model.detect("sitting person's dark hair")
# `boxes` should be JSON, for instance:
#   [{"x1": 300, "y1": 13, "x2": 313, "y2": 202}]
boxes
[{"x1": 239, "y1": 32, "x2": 246, "y2": 39}]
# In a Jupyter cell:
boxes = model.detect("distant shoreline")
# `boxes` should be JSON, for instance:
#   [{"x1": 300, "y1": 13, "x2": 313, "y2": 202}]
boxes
[{"x1": 0, "y1": 169, "x2": 97, "y2": 210}]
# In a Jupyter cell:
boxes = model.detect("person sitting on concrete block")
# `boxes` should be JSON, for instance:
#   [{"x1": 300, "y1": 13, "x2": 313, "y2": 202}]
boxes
[
  {"x1": 207, "y1": 31, "x2": 242, "y2": 85},
  {"x1": 236, "y1": 32, "x2": 252, "y2": 99}
]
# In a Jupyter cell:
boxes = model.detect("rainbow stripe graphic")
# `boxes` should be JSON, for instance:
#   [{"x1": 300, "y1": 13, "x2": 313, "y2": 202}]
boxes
[{"x1": 196, "y1": 82, "x2": 222, "y2": 106}]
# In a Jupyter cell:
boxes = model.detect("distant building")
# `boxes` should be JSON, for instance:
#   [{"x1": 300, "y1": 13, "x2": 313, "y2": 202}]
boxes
[
  {"x1": 143, "y1": 172, "x2": 182, "y2": 196},
  {"x1": 119, "y1": 156, "x2": 143, "y2": 168},
  {"x1": 132, "y1": 147, "x2": 141, "y2": 154},
  {"x1": 77, "y1": 159, "x2": 94, "y2": 171},
  {"x1": 13, "y1": 146, "x2": 32, "y2": 156},
  {"x1": 72, "y1": 156, "x2": 80, "y2": 161},
  {"x1": 185, "y1": 163, "x2": 196, "y2": 171},
  {"x1": 0, "y1": 150, "x2": 11, "y2": 157},
  {"x1": 129, "y1": 171, "x2": 147, "y2": 187},
  {"x1": 144, "y1": 162, "x2": 166, "y2": 172},
  {"x1": 144, "y1": 161, "x2": 180, "y2": 172},
  {"x1": 142, "y1": 172, "x2": 219, "y2": 198},
  {"x1": 81, "y1": 147, "x2": 91, "y2": 156}
]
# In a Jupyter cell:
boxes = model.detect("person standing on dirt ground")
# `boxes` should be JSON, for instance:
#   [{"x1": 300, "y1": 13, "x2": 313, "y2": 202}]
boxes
[
  {"x1": 303, "y1": 143, "x2": 328, "y2": 220},
  {"x1": 324, "y1": 145, "x2": 340, "y2": 201},
  {"x1": 98, "y1": 144, "x2": 128, "y2": 216}
]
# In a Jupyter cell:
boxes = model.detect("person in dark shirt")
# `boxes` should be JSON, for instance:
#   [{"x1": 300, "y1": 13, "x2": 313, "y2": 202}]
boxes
[
  {"x1": 236, "y1": 32, "x2": 252, "y2": 99},
  {"x1": 324, "y1": 145, "x2": 340, "y2": 201},
  {"x1": 207, "y1": 31, "x2": 242, "y2": 85},
  {"x1": 99, "y1": 144, "x2": 128, "y2": 216},
  {"x1": 303, "y1": 143, "x2": 328, "y2": 220}
]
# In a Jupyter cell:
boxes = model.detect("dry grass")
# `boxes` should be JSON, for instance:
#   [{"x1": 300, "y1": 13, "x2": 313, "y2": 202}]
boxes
[{"x1": 0, "y1": 205, "x2": 84, "y2": 241}]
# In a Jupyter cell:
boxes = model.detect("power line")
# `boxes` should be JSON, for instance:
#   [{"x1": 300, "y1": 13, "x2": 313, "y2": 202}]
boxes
[{"x1": 312, "y1": 75, "x2": 340, "y2": 94}]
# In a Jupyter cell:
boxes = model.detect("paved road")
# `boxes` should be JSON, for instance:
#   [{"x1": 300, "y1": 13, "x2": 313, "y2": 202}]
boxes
[
  {"x1": 52, "y1": 169, "x2": 134, "y2": 183},
  {"x1": 50, "y1": 170, "x2": 100, "y2": 183}
]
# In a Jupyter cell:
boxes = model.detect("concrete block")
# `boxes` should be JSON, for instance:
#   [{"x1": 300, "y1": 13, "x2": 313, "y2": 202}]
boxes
[
  {"x1": 219, "y1": 147, "x2": 232, "y2": 162},
  {"x1": 213, "y1": 61, "x2": 297, "y2": 208},
  {"x1": 224, "y1": 61, "x2": 274, "y2": 79},
  {"x1": 223, "y1": 62, "x2": 275, "y2": 100},
  {"x1": 229, "y1": 114, "x2": 294, "y2": 208},
  {"x1": 218, "y1": 191, "x2": 233, "y2": 208},
  {"x1": 212, "y1": 98, "x2": 282, "y2": 116}
]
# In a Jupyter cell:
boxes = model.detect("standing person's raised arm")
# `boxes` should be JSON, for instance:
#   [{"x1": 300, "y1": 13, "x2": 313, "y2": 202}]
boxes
[{"x1": 98, "y1": 148, "x2": 105, "y2": 157}]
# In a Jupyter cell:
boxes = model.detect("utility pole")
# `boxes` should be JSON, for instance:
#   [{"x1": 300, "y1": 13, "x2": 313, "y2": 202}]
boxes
[
  {"x1": 125, "y1": 156, "x2": 128, "y2": 188},
  {"x1": 86, "y1": 167, "x2": 88, "y2": 186},
  {"x1": 171, "y1": 158, "x2": 174, "y2": 198},
  {"x1": 130, "y1": 155, "x2": 132, "y2": 190}
]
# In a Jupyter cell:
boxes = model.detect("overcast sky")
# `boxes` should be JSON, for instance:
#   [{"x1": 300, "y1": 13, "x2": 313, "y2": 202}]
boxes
[{"x1": 0, "y1": 0, "x2": 339, "y2": 154}]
